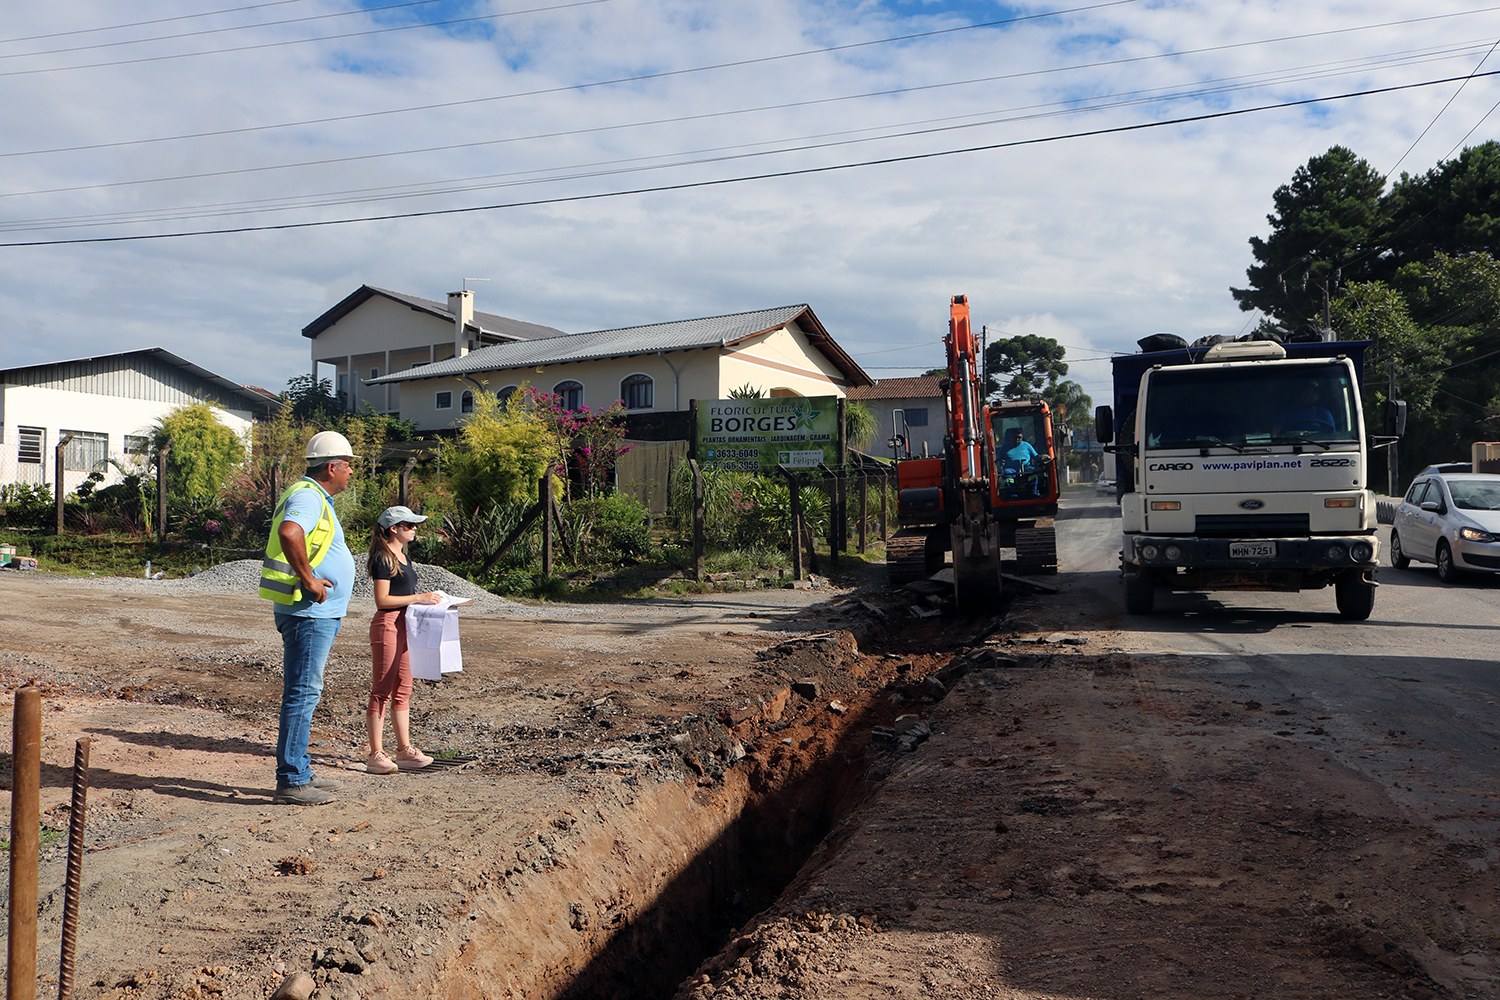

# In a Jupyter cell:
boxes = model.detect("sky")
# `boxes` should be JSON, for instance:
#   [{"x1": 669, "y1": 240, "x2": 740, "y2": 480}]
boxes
[{"x1": 3, "y1": 0, "x2": 1500, "y2": 408}]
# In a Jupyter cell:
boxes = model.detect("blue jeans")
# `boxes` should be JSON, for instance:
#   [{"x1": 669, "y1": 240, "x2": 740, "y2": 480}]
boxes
[{"x1": 275, "y1": 615, "x2": 342, "y2": 787}]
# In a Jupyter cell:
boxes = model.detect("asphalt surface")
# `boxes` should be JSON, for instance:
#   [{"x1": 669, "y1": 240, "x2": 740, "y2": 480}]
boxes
[{"x1": 1055, "y1": 488, "x2": 1500, "y2": 845}]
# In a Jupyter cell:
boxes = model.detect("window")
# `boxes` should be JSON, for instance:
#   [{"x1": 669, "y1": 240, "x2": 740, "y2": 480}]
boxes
[
  {"x1": 337, "y1": 373, "x2": 349, "y2": 397},
  {"x1": 124, "y1": 435, "x2": 151, "y2": 456},
  {"x1": 62, "y1": 431, "x2": 108, "y2": 472},
  {"x1": 1404, "y1": 480, "x2": 1428, "y2": 504},
  {"x1": 904, "y1": 407, "x2": 929, "y2": 427},
  {"x1": 17, "y1": 426, "x2": 43, "y2": 464},
  {"x1": 369, "y1": 368, "x2": 380, "y2": 380},
  {"x1": 461, "y1": 390, "x2": 474, "y2": 414},
  {"x1": 620, "y1": 374, "x2": 653, "y2": 410},
  {"x1": 497, "y1": 385, "x2": 518, "y2": 407},
  {"x1": 554, "y1": 380, "x2": 583, "y2": 410},
  {"x1": 435, "y1": 391, "x2": 453, "y2": 410}
]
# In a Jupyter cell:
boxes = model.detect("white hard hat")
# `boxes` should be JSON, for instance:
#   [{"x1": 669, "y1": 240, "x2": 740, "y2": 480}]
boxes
[{"x1": 305, "y1": 431, "x2": 358, "y2": 461}]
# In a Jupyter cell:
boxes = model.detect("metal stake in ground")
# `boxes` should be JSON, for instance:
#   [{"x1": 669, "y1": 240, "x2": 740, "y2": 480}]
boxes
[
  {"x1": 689, "y1": 459, "x2": 705, "y2": 582},
  {"x1": 58, "y1": 738, "x2": 90, "y2": 1000},
  {"x1": 53, "y1": 433, "x2": 74, "y2": 536},
  {"x1": 8, "y1": 684, "x2": 40, "y2": 1000},
  {"x1": 155, "y1": 440, "x2": 173, "y2": 545}
]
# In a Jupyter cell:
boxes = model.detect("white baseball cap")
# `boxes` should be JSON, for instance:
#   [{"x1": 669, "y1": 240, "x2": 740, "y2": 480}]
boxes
[{"x1": 377, "y1": 506, "x2": 428, "y2": 528}]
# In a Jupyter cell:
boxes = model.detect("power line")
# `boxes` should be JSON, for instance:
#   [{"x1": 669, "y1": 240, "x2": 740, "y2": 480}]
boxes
[
  {"x1": 11, "y1": 38, "x2": 1484, "y2": 223},
  {"x1": 0, "y1": 0, "x2": 317, "y2": 44},
  {"x1": 0, "y1": 0, "x2": 490, "y2": 55},
  {"x1": 1384, "y1": 36, "x2": 1500, "y2": 178},
  {"x1": 5, "y1": 2, "x2": 1487, "y2": 157},
  {"x1": 2, "y1": 71, "x2": 1483, "y2": 248},
  {"x1": 0, "y1": 0, "x2": 618, "y2": 75},
  {"x1": 9, "y1": 34, "x2": 1484, "y2": 211},
  {"x1": 0, "y1": 0, "x2": 1143, "y2": 78}
]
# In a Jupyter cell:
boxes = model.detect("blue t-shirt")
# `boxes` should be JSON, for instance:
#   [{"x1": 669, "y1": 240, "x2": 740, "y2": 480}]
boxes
[
  {"x1": 1004, "y1": 440, "x2": 1039, "y2": 471},
  {"x1": 273, "y1": 478, "x2": 354, "y2": 620}
]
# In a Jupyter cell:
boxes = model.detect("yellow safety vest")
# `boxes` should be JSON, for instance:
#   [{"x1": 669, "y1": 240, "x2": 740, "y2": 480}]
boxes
[{"x1": 258, "y1": 480, "x2": 338, "y2": 604}]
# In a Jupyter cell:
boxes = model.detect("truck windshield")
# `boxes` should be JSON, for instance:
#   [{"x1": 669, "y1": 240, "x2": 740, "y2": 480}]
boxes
[{"x1": 1143, "y1": 364, "x2": 1358, "y2": 449}]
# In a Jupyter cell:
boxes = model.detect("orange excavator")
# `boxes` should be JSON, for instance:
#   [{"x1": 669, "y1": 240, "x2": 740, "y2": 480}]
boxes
[{"x1": 886, "y1": 295, "x2": 1060, "y2": 611}]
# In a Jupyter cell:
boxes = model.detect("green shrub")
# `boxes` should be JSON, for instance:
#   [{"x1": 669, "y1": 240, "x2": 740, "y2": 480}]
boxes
[
  {"x1": 562, "y1": 493, "x2": 651, "y2": 562},
  {"x1": 0, "y1": 483, "x2": 53, "y2": 530},
  {"x1": 736, "y1": 476, "x2": 829, "y2": 548},
  {"x1": 443, "y1": 391, "x2": 556, "y2": 514},
  {"x1": 151, "y1": 401, "x2": 248, "y2": 500}
]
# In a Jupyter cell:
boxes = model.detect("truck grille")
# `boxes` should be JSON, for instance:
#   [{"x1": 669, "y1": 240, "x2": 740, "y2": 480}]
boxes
[{"x1": 1195, "y1": 513, "x2": 1310, "y2": 537}]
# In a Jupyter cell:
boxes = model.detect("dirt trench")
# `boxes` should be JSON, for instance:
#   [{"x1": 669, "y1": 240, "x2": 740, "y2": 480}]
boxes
[{"x1": 1, "y1": 574, "x2": 1495, "y2": 1000}]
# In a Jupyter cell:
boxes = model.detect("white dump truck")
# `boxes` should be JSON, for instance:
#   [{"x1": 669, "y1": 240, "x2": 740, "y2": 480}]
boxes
[{"x1": 1096, "y1": 336, "x2": 1404, "y2": 620}]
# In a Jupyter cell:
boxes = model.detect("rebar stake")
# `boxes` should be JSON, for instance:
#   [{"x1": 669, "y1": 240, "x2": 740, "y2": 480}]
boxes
[{"x1": 57, "y1": 738, "x2": 90, "y2": 1000}]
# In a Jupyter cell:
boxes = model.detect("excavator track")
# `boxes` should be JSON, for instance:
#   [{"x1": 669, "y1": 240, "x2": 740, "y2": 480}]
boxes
[
  {"x1": 885, "y1": 529, "x2": 931, "y2": 586},
  {"x1": 1013, "y1": 518, "x2": 1058, "y2": 574}
]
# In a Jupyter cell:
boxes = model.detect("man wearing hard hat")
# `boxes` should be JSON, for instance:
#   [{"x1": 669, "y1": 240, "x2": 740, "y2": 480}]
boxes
[{"x1": 259, "y1": 431, "x2": 359, "y2": 805}]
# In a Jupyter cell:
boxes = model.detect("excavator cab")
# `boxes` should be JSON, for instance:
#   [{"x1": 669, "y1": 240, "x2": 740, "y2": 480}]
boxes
[{"x1": 989, "y1": 403, "x2": 1060, "y2": 507}]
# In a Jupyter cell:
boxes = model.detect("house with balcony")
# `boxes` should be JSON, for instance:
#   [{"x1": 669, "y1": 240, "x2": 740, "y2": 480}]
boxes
[{"x1": 302, "y1": 285, "x2": 568, "y2": 416}]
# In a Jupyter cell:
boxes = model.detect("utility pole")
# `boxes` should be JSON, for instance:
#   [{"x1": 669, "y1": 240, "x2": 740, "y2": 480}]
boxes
[{"x1": 1387, "y1": 359, "x2": 1399, "y2": 496}]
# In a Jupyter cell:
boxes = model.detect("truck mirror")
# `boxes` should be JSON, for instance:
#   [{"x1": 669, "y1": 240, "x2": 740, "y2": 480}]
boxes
[
  {"x1": 1388, "y1": 400, "x2": 1407, "y2": 437},
  {"x1": 1095, "y1": 405, "x2": 1114, "y2": 445}
]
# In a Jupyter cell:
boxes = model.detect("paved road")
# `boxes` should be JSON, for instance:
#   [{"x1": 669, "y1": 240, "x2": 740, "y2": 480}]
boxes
[{"x1": 1053, "y1": 488, "x2": 1500, "y2": 845}]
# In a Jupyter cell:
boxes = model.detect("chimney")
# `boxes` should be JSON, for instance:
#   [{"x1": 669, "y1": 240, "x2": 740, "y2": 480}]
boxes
[{"x1": 448, "y1": 289, "x2": 474, "y2": 357}]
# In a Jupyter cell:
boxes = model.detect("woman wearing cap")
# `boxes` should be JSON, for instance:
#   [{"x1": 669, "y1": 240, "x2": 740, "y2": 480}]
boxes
[{"x1": 366, "y1": 506, "x2": 442, "y2": 774}]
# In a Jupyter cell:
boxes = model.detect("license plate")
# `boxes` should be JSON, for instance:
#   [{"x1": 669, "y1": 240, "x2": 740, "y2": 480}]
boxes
[{"x1": 1229, "y1": 541, "x2": 1277, "y2": 559}]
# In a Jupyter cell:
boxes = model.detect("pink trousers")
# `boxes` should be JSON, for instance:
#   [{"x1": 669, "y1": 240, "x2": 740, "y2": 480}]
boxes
[{"x1": 368, "y1": 608, "x2": 413, "y2": 715}]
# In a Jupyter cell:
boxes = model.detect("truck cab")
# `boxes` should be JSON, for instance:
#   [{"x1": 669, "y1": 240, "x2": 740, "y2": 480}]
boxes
[{"x1": 1096, "y1": 338, "x2": 1393, "y2": 620}]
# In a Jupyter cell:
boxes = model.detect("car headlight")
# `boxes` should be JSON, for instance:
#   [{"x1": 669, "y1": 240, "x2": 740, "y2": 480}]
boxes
[{"x1": 1459, "y1": 526, "x2": 1498, "y2": 542}]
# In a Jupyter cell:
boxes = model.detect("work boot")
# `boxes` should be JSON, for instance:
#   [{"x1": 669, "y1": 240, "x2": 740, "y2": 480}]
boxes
[
  {"x1": 273, "y1": 782, "x2": 334, "y2": 805},
  {"x1": 310, "y1": 775, "x2": 342, "y2": 791}
]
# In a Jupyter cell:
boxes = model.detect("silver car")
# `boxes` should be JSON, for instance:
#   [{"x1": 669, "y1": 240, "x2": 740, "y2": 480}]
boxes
[{"x1": 1390, "y1": 473, "x2": 1500, "y2": 582}]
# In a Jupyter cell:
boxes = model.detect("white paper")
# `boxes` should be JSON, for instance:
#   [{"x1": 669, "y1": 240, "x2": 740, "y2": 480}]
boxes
[{"x1": 406, "y1": 591, "x2": 472, "y2": 681}]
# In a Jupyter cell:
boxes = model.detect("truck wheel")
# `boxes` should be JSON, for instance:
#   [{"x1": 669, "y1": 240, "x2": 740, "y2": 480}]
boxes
[
  {"x1": 1436, "y1": 540, "x2": 1460, "y2": 583},
  {"x1": 1334, "y1": 571, "x2": 1375, "y2": 620},
  {"x1": 1389, "y1": 531, "x2": 1409, "y2": 569},
  {"x1": 1123, "y1": 569, "x2": 1154, "y2": 614}
]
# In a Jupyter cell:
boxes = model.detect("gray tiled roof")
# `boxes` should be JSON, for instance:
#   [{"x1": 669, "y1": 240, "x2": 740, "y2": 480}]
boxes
[
  {"x1": 301, "y1": 285, "x2": 566, "y2": 342},
  {"x1": 368, "y1": 305, "x2": 813, "y2": 384},
  {"x1": 365, "y1": 286, "x2": 567, "y2": 342}
]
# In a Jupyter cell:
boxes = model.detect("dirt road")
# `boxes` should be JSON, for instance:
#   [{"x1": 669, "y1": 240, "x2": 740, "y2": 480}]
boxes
[{"x1": 0, "y1": 560, "x2": 1494, "y2": 1000}]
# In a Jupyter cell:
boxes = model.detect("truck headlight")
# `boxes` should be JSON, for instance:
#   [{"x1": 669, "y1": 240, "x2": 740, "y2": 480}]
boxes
[
  {"x1": 1164, "y1": 545, "x2": 1182, "y2": 562},
  {"x1": 1141, "y1": 544, "x2": 1159, "y2": 561},
  {"x1": 1350, "y1": 542, "x2": 1373, "y2": 562},
  {"x1": 1326, "y1": 544, "x2": 1347, "y2": 561}
]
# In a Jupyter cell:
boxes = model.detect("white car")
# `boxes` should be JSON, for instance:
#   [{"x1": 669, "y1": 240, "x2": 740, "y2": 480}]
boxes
[{"x1": 1390, "y1": 473, "x2": 1500, "y2": 582}]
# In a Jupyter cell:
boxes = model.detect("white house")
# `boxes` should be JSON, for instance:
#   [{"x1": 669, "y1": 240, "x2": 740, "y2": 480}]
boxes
[
  {"x1": 339, "y1": 298, "x2": 871, "y2": 431},
  {"x1": 0, "y1": 349, "x2": 273, "y2": 494},
  {"x1": 302, "y1": 285, "x2": 567, "y2": 416},
  {"x1": 846, "y1": 375, "x2": 947, "y2": 459}
]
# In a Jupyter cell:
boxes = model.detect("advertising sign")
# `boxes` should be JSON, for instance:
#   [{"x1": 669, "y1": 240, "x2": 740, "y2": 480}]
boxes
[{"x1": 697, "y1": 396, "x2": 839, "y2": 472}]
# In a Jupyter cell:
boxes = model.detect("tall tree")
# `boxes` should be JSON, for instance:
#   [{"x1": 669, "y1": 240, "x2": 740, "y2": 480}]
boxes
[
  {"x1": 984, "y1": 334, "x2": 1068, "y2": 400},
  {"x1": 1385, "y1": 142, "x2": 1500, "y2": 270},
  {"x1": 1044, "y1": 380, "x2": 1093, "y2": 433},
  {"x1": 1231, "y1": 146, "x2": 1388, "y2": 325}
]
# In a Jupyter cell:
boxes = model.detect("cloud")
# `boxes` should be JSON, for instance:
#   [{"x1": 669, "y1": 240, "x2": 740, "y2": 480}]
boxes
[{"x1": 1, "y1": 0, "x2": 1495, "y2": 394}]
